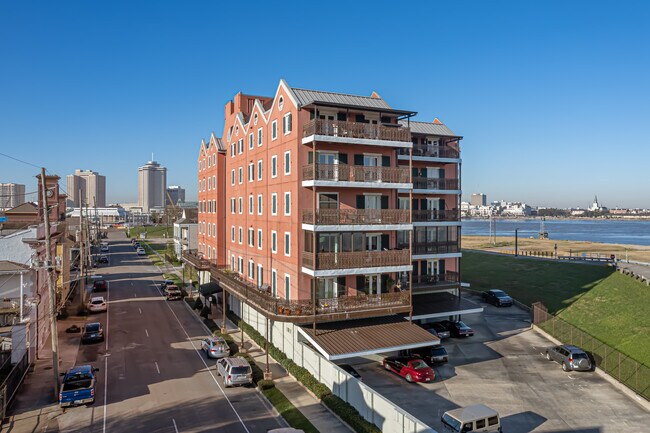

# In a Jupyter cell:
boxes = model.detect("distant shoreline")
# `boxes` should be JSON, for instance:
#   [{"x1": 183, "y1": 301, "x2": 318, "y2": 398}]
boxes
[{"x1": 462, "y1": 216, "x2": 650, "y2": 221}]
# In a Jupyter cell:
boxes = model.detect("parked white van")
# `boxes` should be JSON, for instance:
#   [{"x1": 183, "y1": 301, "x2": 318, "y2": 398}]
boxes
[{"x1": 441, "y1": 404, "x2": 502, "y2": 432}]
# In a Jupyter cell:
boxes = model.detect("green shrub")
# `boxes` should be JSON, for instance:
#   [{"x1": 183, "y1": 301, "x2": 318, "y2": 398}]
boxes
[
  {"x1": 323, "y1": 394, "x2": 380, "y2": 433},
  {"x1": 258, "y1": 379, "x2": 275, "y2": 390}
]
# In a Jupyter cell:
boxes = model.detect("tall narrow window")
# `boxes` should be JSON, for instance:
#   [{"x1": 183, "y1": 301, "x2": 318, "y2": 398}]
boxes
[
  {"x1": 248, "y1": 163, "x2": 254, "y2": 182},
  {"x1": 248, "y1": 228, "x2": 254, "y2": 247},
  {"x1": 257, "y1": 229, "x2": 262, "y2": 249},
  {"x1": 284, "y1": 192, "x2": 291, "y2": 216},
  {"x1": 271, "y1": 155, "x2": 277, "y2": 178},
  {"x1": 284, "y1": 151, "x2": 291, "y2": 175},
  {"x1": 257, "y1": 128, "x2": 263, "y2": 146},
  {"x1": 238, "y1": 197, "x2": 243, "y2": 214},
  {"x1": 271, "y1": 120, "x2": 277, "y2": 140},
  {"x1": 271, "y1": 193, "x2": 277, "y2": 215},
  {"x1": 238, "y1": 138, "x2": 243, "y2": 154},
  {"x1": 271, "y1": 231, "x2": 277, "y2": 253},
  {"x1": 249, "y1": 132, "x2": 254, "y2": 150},
  {"x1": 231, "y1": 226, "x2": 235, "y2": 242},
  {"x1": 271, "y1": 269, "x2": 277, "y2": 297},
  {"x1": 238, "y1": 227, "x2": 242, "y2": 244},
  {"x1": 283, "y1": 113, "x2": 292, "y2": 135},
  {"x1": 231, "y1": 143, "x2": 235, "y2": 157},
  {"x1": 238, "y1": 167, "x2": 243, "y2": 184},
  {"x1": 249, "y1": 195, "x2": 254, "y2": 215},
  {"x1": 257, "y1": 159, "x2": 263, "y2": 180},
  {"x1": 284, "y1": 232, "x2": 291, "y2": 256},
  {"x1": 284, "y1": 274, "x2": 290, "y2": 299},
  {"x1": 231, "y1": 169, "x2": 235, "y2": 186},
  {"x1": 257, "y1": 194, "x2": 263, "y2": 215}
]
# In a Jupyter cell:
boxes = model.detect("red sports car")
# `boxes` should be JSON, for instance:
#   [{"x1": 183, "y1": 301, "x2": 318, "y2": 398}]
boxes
[{"x1": 382, "y1": 356, "x2": 435, "y2": 383}]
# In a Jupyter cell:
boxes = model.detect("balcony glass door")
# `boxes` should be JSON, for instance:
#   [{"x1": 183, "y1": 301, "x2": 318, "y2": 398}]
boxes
[
  {"x1": 426, "y1": 259, "x2": 439, "y2": 282},
  {"x1": 366, "y1": 234, "x2": 381, "y2": 251},
  {"x1": 363, "y1": 155, "x2": 381, "y2": 182},
  {"x1": 318, "y1": 152, "x2": 338, "y2": 180},
  {"x1": 318, "y1": 278, "x2": 338, "y2": 299},
  {"x1": 365, "y1": 274, "x2": 381, "y2": 295}
]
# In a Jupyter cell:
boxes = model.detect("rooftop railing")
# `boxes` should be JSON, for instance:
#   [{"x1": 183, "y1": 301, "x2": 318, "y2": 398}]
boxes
[{"x1": 303, "y1": 119, "x2": 411, "y2": 142}]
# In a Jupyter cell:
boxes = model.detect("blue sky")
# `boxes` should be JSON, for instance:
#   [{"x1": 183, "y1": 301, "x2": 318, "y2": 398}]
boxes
[{"x1": 1, "y1": 1, "x2": 649, "y2": 208}]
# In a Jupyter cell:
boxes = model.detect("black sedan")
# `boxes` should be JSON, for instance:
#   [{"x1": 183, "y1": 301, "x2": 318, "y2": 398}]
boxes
[
  {"x1": 440, "y1": 320, "x2": 474, "y2": 337},
  {"x1": 400, "y1": 345, "x2": 449, "y2": 365},
  {"x1": 338, "y1": 364, "x2": 362, "y2": 381},
  {"x1": 81, "y1": 322, "x2": 105, "y2": 344},
  {"x1": 424, "y1": 322, "x2": 451, "y2": 339},
  {"x1": 482, "y1": 289, "x2": 513, "y2": 307}
]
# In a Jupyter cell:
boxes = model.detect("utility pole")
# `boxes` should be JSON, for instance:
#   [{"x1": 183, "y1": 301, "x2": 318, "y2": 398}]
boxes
[
  {"x1": 40, "y1": 168, "x2": 60, "y2": 400},
  {"x1": 79, "y1": 192, "x2": 85, "y2": 311}
]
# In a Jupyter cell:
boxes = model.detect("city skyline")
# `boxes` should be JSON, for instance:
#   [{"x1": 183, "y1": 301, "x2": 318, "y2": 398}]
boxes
[{"x1": 1, "y1": 1, "x2": 650, "y2": 207}]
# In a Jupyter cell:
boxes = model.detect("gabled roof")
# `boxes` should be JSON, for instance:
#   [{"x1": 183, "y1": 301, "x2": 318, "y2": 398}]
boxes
[
  {"x1": 209, "y1": 133, "x2": 225, "y2": 152},
  {"x1": 5, "y1": 202, "x2": 38, "y2": 214},
  {"x1": 181, "y1": 208, "x2": 198, "y2": 222},
  {"x1": 0, "y1": 260, "x2": 30, "y2": 273},
  {"x1": 400, "y1": 120, "x2": 460, "y2": 138},
  {"x1": 291, "y1": 87, "x2": 393, "y2": 110}
]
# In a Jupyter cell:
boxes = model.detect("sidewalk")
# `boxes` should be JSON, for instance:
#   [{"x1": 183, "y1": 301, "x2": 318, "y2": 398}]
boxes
[
  {"x1": 2, "y1": 312, "x2": 89, "y2": 433},
  {"x1": 197, "y1": 297, "x2": 352, "y2": 433}
]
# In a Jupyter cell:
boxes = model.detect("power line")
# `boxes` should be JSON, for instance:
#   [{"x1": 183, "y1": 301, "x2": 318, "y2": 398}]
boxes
[{"x1": 0, "y1": 152, "x2": 42, "y2": 169}]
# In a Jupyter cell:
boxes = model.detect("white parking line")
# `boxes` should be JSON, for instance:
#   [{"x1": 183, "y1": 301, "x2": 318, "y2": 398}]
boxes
[
  {"x1": 138, "y1": 307, "x2": 142, "y2": 314},
  {"x1": 150, "y1": 278, "x2": 251, "y2": 433},
  {"x1": 172, "y1": 418, "x2": 179, "y2": 433},
  {"x1": 145, "y1": 329, "x2": 149, "y2": 337},
  {"x1": 155, "y1": 361, "x2": 160, "y2": 374},
  {"x1": 133, "y1": 292, "x2": 136, "y2": 298}
]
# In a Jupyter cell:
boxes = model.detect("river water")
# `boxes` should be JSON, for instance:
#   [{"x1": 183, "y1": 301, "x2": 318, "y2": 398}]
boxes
[{"x1": 462, "y1": 219, "x2": 650, "y2": 246}]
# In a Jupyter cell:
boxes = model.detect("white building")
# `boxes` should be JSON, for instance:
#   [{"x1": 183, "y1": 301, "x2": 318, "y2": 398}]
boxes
[
  {"x1": 66, "y1": 207, "x2": 127, "y2": 225},
  {"x1": 0, "y1": 183, "x2": 26, "y2": 210},
  {"x1": 138, "y1": 161, "x2": 167, "y2": 213},
  {"x1": 173, "y1": 208, "x2": 198, "y2": 258},
  {"x1": 66, "y1": 169, "x2": 107, "y2": 207}
]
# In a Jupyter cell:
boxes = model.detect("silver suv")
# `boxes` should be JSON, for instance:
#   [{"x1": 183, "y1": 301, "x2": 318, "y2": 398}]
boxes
[
  {"x1": 545, "y1": 345, "x2": 592, "y2": 371},
  {"x1": 216, "y1": 357, "x2": 253, "y2": 387}
]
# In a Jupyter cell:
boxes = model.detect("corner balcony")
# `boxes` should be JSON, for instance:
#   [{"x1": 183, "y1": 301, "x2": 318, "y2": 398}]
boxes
[
  {"x1": 302, "y1": 164, "x2": 412, "y2": 189},
  {"x1": 302, "y1": 208, "x2": 412, "y2": 232},
  {"x1": 408, "y1": 271, "x2": 460, "y2": 293},
  {"x1": 212, "y1": 267, "x2": 411, "y2": 323},
  {"x1": 405, "y1": 177, "x2": 461, "y2": 195},
  {"x1": 403, "y1": 241, "x2": 460, "y2": 257},
  {"x1": 398, "y1": 145, "x2": 460, "y2": 162},
  {"x1": 302, "y1": 119, "x2": 412, "y2": 148},
  {"x1": 302, "y1": 249, "x2": 412, "y2": 277},
  {"x1": 182, "y1": 249, "x2": 211, "y2": 271},
  {"x1": 412, "y1": 209, "x2": 460, "y2": 226}
]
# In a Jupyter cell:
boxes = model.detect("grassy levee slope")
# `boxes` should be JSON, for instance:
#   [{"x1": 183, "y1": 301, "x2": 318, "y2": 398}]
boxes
[{"x1": 462, "y1": 250, "x2": 650, "y2": 365}]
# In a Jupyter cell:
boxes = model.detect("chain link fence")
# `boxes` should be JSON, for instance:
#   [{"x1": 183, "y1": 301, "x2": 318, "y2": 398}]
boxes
[{"x1": 532, "y1": 302, "x2": 649, "y2": 401}]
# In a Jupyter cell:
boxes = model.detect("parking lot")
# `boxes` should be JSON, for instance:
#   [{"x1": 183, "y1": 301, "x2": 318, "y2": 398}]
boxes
[{"x1": 347, "y1": 293, "x2": 649, "y2": 433}]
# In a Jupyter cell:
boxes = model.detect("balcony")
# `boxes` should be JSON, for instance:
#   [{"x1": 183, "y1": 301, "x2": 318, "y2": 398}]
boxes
[
  {"x1": 398, "y1": 145, "x2": 460, "y2": 159},
  {"x1": 412, "y1": 209, "x2": 460, "y2": 223},
  {"x1": 303, "y1": 119, "x2": 411, "y2": 146},
  {"x1": 407, "y1": 271, "x2": 460, "y2": 293},
  {"x1": 212, "y1": 267, "x2": 411, "y2": 323},
  {"x1": 302, "y1": 249, "x2": 411, "y2": 272},
  {"x1": 405, "y1": 241, "x2": 460, "y2": 256},
  {"x1": 302, "y1": 164, "x2": 411, "y2": 188},
  {"x1": 412, "y1": 177, "x2": 460, "y2": 191},
  {"x1": 302, "y1": 208, "x2": 411, "y2": 226},
  {"x1": 182, "y1": 249, "x2": 211, "y2": 271}
]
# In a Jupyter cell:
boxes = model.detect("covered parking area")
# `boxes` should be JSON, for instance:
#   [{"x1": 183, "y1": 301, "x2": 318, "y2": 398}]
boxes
[
  {"x1": 297, "y1": 315, "x2": 440, "y2": 361},
  {"x1": 407, "y1": 292, "x2": 483, "y2": 322}
]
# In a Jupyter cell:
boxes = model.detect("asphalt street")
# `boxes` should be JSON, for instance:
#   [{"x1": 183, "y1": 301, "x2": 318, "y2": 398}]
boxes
[{"x1": 55, "y1": 231, "x2": 286, "y2": 433}]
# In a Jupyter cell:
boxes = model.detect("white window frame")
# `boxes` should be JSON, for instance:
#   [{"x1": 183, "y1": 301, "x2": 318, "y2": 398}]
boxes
[
  {"x1": 271, "y1": 269, "x2": 277, "y2": 297},
  {"x1": 238, "y1": 197, "x2": 243, "y2": 214},
  {"x1": 271, "y1": 231, "x2": 277, "y2": 254},
  {"x1": 284, "y1": 191, "x2": 291, "y2": 216},
  {"x1": 284, "y1": 150, "x2": 291, "y2": 175},
  {"x1": 257, "y1": 229, "x2": 263, "y2": 250},
  {"x1": 257, "y1": 128, "x2": 263, "y2": 147},
  {"x1": 238, "y1": 256, "x2": 243, "y2": 274},
  {"x1": 284, "y1": 274, "x2": 290, "y2": 300},
  {"x1": 238, "y1": 167, "x2": 243, "y2": 184},
  {"x1": 231, "y1": 169, "x2": 235, "y2": 186},
  {"x1": 231, "y1": 143, "x2": 235, "y2": 157},
  {"x1": 257, "y1": 264, "x2": 263, "y2": 287},
  {"x1": 284, "y1": 232, "x2": 291, "y2": 257},
  {"x1": 212, "y1": 223, "x2": 216, "y2": 237},
  {"x1": 257, "y1": 194, "x2": 263, "y2": 215},
  {"x1": 248, "y1": 259, "x2": 254, "y2": 279},
  {"x1": 249, "y1": 195, "x2": 254, "y2": 215},
  {"x1": 231, "y1": 198, "x2": 235, "y2": 214},
  {"x1": 283, "y1": 112, "x2": 292, "y2": 135},
  {"x1": 212, "y1": 176, "x2": 216, "y2": 190},
  {"x1": 231, "y1": 226, "x2": 235, "y2": 242},
  {"x1": 271, "y1": 120, "x2": 278, "y2": 141},
  {"x1": 249, "y1": 132, "x2": 254, "y2": 150},
  {"x1": 212, "y1": 199, "x2": 216, "y2": 213},
  {"x1": 271, "y1": 193, "x2": 277, "y2": 216},
  {"x1": 271, "y1": 155, "x2": 277, "y2": 178},
  {"x1": 248, "y1": 228, "x2": 254, "y2": 247},
  {"x1": 248, "y1": 163, "x2": 254, "y2": 182},
  {"x1": 238, "y1": 227, "x2": 243, "y2": 244},
  {"x1": 207, "y1": 156, "x2": 211, "y2": 168},
  {"x1": 238, "y1": 138, "x2": 243, "y2": 154},
  {"x1": 257, "y1": 159, "x2": 263, "y2": 180}
]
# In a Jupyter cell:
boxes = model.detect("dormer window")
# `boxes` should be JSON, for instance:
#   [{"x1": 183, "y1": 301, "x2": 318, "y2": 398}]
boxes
[
  {"x1": 235, "y1": 125, "x2": 239, "y2": 136},
  {"x1": 278, "y1": 96, "x2": 284, "y2": 111},
  {"x1": 254, "y1": 113, "x2": 258, "y2": 125}
]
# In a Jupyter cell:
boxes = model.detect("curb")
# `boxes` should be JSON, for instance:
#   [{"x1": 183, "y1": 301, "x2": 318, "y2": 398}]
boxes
[{"x1": 532, "y1": 325, "x2": 650, "y2": 412}]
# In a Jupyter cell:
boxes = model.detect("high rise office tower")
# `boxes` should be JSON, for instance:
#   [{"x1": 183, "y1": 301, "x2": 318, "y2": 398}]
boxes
[
  {"x1": 66, "y1": 170, "x2": 106, "y2": 207},
  {"x1": 138, "y1": 160, "x2": 167, "y2": 212}
]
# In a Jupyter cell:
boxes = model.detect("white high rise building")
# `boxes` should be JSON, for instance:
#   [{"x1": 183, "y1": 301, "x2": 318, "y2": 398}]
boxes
[
  {"x1": 0, "y1": 183, "x2": 26, "y2": 210},
  {"x1": 138, "y1": 160, "x2": 167, "y2": 213},
  {"x1": 66, "y1": 169, "x2": 106, "y2": 207}
]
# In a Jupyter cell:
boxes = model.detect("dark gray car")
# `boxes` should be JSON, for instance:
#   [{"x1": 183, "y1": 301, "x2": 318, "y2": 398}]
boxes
[{"x1": 545, "y1": 345, "x2": 592, "y2": 371}]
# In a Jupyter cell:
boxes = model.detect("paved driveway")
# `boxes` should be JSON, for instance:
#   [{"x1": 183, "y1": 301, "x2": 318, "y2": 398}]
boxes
[{"x1": 348, "y1": 294, "x2": 649, "y2": 433}]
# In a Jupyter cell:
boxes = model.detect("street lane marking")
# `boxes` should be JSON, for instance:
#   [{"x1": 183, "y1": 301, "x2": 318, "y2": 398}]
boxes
[
  {"x1": 145, "y1": 329, "x2": 149, "y2": 337},
  {"x1": 172, "y1": 418, "x2": 179, "y2": 433},
  {"x1": 133, "y1": 292, "x2": 136, "y2": 298},
  {"x1": 155, "y1": 361, "x2": 160, "y2": 374},
  {"x1": 150, "y1": 278, "x2": 251, "y2": 433},
  {"x1": 139, "y1": 307, "x2": 142, "y2": 314}
]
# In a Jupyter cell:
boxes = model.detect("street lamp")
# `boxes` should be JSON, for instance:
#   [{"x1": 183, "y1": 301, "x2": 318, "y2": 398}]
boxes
[{"x1": 515, "y1": 228, "x2": 520, "y2": 257}]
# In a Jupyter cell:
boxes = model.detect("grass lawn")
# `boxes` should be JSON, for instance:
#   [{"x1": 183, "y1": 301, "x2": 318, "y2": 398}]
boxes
[
  {"x1": 127, "y1": 225, "x2": 173, "y2": 239},
  {"x1": 262, "y1": 386, "x2": 319, "y2": 433},
  {"x1": 462, "y1": 250, "x2": 650, "y2": 365},
  {"x1": 461, "y1": 250, "x2": 613, "y2": 313}
]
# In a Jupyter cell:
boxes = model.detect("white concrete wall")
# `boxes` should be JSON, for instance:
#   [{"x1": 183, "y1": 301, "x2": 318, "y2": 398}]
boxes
[{"x1": 230, "y1": 296, "x2": 436, "y2": 433}]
